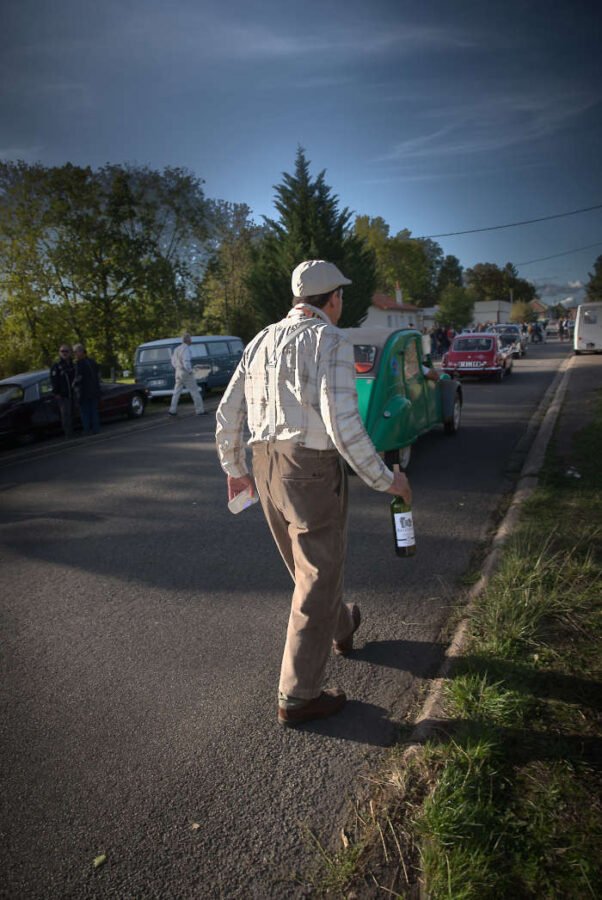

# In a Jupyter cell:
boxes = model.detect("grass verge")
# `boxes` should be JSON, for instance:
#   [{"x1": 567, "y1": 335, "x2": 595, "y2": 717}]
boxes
[{"x1": 315, "y1": 390, "x2": 602, "y2": 898}]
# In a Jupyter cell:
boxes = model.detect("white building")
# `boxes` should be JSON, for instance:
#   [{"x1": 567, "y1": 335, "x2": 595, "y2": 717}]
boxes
[
  {"x1": 360, "y1": 287, "x2": 422, "y2": 329},
  {"x1": 472, "y1": 300, "x2": 512, "y2": 325}
]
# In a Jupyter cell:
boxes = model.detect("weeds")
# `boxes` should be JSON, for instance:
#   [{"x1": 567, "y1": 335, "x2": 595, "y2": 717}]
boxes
[{"x1": 318, "y1": 392, "x2": 602, "y2": 897}]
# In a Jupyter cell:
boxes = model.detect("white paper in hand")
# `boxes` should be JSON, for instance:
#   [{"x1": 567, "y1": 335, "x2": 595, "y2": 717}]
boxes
[{"x1": 228, "y1": 486, "x2": 259, "y2": 515}]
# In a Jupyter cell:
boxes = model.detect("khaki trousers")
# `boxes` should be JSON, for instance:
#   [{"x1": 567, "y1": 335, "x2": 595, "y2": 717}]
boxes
[
  {"x1": 252, "y1": 441, "x2": 353, "y2": 700},
  {"x1": 169, "y1": 370, "x2": 205, "y2": 414}
]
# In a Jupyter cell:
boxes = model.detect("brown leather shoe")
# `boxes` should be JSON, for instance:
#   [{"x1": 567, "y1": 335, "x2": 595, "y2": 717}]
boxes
[
  {"x1": 333, "y1": 604, "x2": 361, "y2": 657},
  {"x1": 278, "y1": 689, "x2": 347, "y2": 726}
]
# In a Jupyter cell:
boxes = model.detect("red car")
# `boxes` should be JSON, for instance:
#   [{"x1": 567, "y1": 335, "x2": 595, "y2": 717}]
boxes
[{"x1": 442, "y1": 333, "x2": 513, "y2": 381}]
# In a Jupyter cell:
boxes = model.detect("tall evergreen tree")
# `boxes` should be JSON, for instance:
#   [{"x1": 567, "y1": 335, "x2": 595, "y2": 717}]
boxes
[
  {"x1": 585, "y1": 254, "x2": 602, "y2": 301},
  {"x1": 248, "y1": 148, "x2": 376, "y2": 327}
]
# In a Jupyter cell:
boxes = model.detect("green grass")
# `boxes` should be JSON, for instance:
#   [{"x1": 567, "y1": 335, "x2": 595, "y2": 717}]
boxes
[{"x1": 319, "y1": 391, "x2": 602, "y2": 898}]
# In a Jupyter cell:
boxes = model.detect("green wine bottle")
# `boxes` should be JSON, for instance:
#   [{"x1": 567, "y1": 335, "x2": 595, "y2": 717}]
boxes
[{"x1": 391, "y1": 464, "x2": 416, "y2": 557}]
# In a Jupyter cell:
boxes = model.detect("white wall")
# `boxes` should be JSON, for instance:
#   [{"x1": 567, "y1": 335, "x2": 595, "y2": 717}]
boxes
[{"x1": 472, "y1": 300, "x2": 512, "y2": 325}]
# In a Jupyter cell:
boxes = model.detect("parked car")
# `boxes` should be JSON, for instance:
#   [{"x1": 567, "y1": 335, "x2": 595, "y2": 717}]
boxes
[
  {"x1": 490, "y1": 323, "x2": 528, "y2": 356},
  {"x1": 342, "y1": 327, "x2": 463, "y2": 470},
  {"x1": 442, "y1": 333, "x2": 513, "y2": 381},
  {"x1": 0, "y1": 370, "x2": 149, "y2": 445}
]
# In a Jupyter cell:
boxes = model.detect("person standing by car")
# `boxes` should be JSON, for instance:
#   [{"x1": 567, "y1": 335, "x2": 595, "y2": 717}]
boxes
[
  {"x1": 168, "y1": 333, "x2": 206, "y2": 417},
  {"x1": 215, "y1": 259, "x2": 411, "y2": 727},
  {"x1": 73, "y1": 343, "x2": 101, "y2": 435},
  {"x1": 50, "y1": 344, "x2": 75, "y2": 437}
]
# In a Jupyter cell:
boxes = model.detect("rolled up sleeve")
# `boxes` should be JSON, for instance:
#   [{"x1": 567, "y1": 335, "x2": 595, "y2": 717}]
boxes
[
  {"x1": 318, "y1": 337, "x2": 393, "y2": 491},
  {"x1": 215, "y1": 360, "x2": 250, "y2": 478}
]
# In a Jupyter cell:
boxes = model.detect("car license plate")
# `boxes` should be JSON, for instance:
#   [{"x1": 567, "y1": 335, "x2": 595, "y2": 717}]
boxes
[
  {"x1": 459, "y1": 361, "x2": 482, "y2": 368},
  {"x1": 148, "y1": 379, "x2": 165, "y2": 386}
]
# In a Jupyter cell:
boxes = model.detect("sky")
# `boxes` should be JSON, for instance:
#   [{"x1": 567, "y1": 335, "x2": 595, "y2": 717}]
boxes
[{"x1": 2, "y1": 0, "x2": 602, "y2": 307}]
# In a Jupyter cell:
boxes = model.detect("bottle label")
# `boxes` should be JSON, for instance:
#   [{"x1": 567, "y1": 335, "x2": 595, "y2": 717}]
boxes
[{"x1": 393, "y1": 511, "x2": 415, "y2": 547}]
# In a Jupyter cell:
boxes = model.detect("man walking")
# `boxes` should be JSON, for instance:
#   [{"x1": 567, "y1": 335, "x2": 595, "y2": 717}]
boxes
[
  {"x1": 50, "y1": 343, "x2": 75, "y2": 437},
  {"x1": 215, "y1": 260, "x2": 411, "y2": 727},
  {"x1": 168, "y1": 333, "x2": 205, "y2": 417},
  {"x1": 73, "y1": 343, "x2": 101, "y2": 435}
]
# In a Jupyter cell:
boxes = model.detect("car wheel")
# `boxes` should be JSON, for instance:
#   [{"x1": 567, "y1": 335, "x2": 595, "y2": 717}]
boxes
[
  {"x1": 497, "y1": 367, "x2": 505, "y2": 382},
  {"x1": 444, "y1": 394, "x2": 462, "y2": 434},
  {"x1": 385, "y1": 445, "x2": 411, "y2": 471},
  {"x1": 127, "y1": 392, "x2": 146, "y2": 418}
]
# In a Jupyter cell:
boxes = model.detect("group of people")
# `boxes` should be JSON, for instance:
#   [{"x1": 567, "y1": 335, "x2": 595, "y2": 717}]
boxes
[{"x1": 50, "y1": 343, "x2": 102, "y2": 437}]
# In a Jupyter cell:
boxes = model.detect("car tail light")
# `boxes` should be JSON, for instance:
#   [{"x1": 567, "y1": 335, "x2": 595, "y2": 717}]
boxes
[{"x1": 353, "y1": 344, "x2": 376, "y2": 374}]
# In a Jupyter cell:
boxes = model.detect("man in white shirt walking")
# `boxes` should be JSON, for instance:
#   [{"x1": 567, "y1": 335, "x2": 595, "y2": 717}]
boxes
[{"x1": 169, "y1": 333, "x2": 206, "y2": 416}]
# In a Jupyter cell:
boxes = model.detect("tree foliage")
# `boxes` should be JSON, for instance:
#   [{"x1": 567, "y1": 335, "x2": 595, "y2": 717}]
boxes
[
  {"x1": 435, "y1": 285, "x2": 475, "y2": 330},
  {"x1": 464, "y1": 261, "x2": 536, "y2": 304},
  {"x1": 585, "y1": 254, "x2": 602, "y2": 302},
  {"x1": 509, "y1": 300, "x2": 536, "y2": 324},
  {"x1": 248, "y1": 148, "x2": 376, "y2": 327},
  {"x1": 436, "y1": 254, "x2": 464, "y2": 295},
  {"x1": 198, "y1": 202, "x2": 263, "y2": 342},
  {"x1": 0, "y1": 161, "x2": 210, "y2": 375},
  {"x1": 354, "y1": 216, "x2": 461, "y2": 306}
]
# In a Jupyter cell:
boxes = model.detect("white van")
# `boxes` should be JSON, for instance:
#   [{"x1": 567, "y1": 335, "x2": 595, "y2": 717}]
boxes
[{"x1": 574, "y1": 302, "x2": 602, "y2": 354}]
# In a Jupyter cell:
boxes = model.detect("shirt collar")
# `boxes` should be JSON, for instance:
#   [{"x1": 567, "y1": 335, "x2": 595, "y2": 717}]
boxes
[{"x1": 287, "y1": 302, "x2": 332, "y2": 325}]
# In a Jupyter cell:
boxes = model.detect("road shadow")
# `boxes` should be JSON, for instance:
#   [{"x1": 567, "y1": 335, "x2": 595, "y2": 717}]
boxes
[
  {"x1": 282, "y1": 700, "x2": 397, "y2": 746},
  {"x1": 456, "y1": 653, "x2": 602, "y2": 712},
  {"x1": 355, "y1": 639, "x2": 447, "y2": 677},
  {"x1": 398, "y1": 716, "x2": 602, "y2": 769}
]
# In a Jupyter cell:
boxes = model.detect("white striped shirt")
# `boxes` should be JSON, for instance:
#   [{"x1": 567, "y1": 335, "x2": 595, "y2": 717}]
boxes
[{"x1": 215, "y1": 304, "x2": 393, "y2": 491}]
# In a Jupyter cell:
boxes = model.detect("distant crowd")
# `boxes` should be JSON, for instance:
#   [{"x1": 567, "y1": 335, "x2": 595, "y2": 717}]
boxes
[{"x1": 420, "y1": 318, "x2": 573, "y2": 359}]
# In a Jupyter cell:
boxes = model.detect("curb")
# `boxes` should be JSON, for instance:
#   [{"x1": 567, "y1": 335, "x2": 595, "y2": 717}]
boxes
[{"x1": 408, "y1": 352, "x2": 575, "y2": 746}]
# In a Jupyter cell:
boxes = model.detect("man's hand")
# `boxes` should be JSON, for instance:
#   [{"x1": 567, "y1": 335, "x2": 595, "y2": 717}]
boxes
[
  {"x1": 227, "y1": 474, "x2": 255, "y2": 502},
  {"x1": 386, "y1": 469, "x2": 411, "y2": 505}
]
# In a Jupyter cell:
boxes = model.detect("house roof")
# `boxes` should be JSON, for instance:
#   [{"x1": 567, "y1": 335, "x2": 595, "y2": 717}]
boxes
[
  {"x1": 372, "y1": 293, "x2": 418, "y2": 312},
  {"x1": 529, "y1": 299, "x2": 548, "y2": 313}
]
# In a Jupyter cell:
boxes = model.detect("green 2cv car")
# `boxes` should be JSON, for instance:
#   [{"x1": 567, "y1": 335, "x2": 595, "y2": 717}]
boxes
[{"x1": 342, "y1": 327, "x2": 463, "y2": 470}]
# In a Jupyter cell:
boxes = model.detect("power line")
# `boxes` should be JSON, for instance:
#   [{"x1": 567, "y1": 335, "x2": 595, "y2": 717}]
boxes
[
  {"x1": 423, "y1": 203, "x2": 602, "y2": 238},
  {"x1": 516, "y1": 241, "x2": 602, "y2": 267}
]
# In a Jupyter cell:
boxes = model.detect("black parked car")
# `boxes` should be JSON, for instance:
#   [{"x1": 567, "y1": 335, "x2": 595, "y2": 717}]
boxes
[{"x1": 0, "y1": 370, "x2": 150, "y2": 445}]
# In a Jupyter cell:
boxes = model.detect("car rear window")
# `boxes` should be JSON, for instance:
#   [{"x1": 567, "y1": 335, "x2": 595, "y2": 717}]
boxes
[
  {"x1": 453, "y1": 337, "x2": 493, "y2": 352},
  {"x1": 0, "y1": 385, "x2": 24, "y2": 405},
  {"x1": 499, "y1": 334, "x2": 517, "y2": 347},
  {"x1": 353, "y1": 344, "x2": 377, "y2": 374}
]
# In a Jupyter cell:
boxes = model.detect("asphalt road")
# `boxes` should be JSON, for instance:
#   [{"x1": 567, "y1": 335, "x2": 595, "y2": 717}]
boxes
[{"x1": 0, "y1": 341, "x2": 572, "y2": 899}]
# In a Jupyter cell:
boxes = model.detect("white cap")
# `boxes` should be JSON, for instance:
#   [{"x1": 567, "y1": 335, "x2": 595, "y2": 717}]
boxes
[{"x1": 291, "y1": 260, "x2": 352, "y2": 298}]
